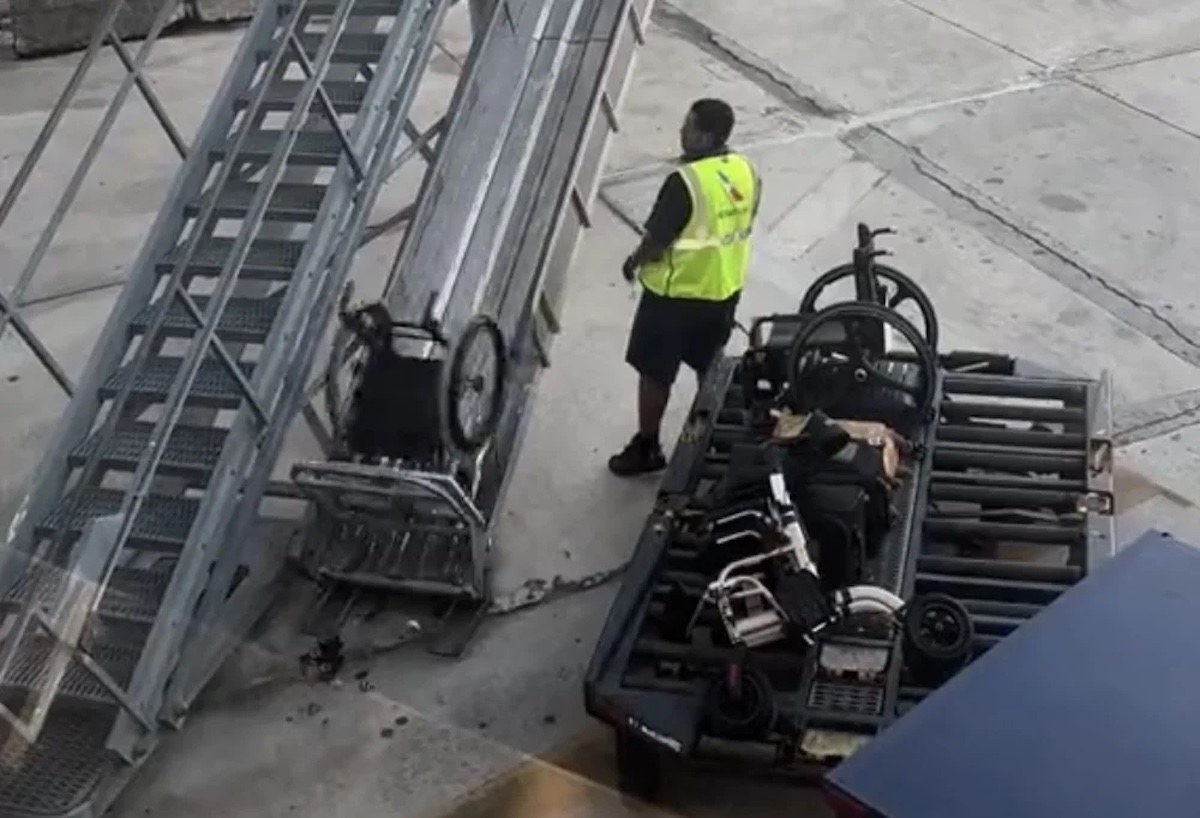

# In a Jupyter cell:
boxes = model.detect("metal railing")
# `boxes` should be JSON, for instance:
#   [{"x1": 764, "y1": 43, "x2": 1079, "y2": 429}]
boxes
[
  {"x1": 0, "y1": 0, "x2": 189, "y2": 395},
  {"x1": 136, "y1": 0, "x2": 455, "y2": 740}
]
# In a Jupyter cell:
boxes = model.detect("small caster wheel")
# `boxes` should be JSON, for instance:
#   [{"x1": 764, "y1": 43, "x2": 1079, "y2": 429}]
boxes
[
  {"x1": 614, "y1": 729, "x2": 662, "y2": 802},
  {"x1": 703, "y1": 663, "x2": 777, "y2": 741},
  {"x1": 903, "y1": 593, "x2": 973, "y2": 685}
]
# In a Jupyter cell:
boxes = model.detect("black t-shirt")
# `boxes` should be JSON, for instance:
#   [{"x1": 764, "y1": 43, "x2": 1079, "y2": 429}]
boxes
[{"x1": 643, "y1": 172, "x2": 693, "y2": 245}]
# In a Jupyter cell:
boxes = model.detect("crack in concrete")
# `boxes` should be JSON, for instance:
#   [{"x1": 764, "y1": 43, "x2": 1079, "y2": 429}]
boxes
[
  {"x1": 1117, "y1": 405, "x2": 1200, "y2": 446},
  {"x1": 761, "y1": 163, "x2": 840, "y2": 234},
  {"x1": 888, "y1": 137, "x2": 1200, "y2": 361},
  {"x1": 889, "y1": 0, "x2": 1047, "y2": 70},
  {"x1": 1114, "y1": 387, "x2": 1200, "y2": 445},
  {"x1": 651, "y1": 1, "x2": 848, "y2": 121},
  {"x1": 1077, "y1": 42, "x2": 1200, "y2": 74},
  {"x1": 1069, "y1": 69, "x2": 1200, "y2": 143},
  {"x1": 890, "y1": 0, "x2": 1200, "y2": 147},
  {"x1": 840, "y1": 124, "x2": 1200, "y2": 369},
  {"x1": 599, "y1": 75, "x2": 1056, "y2": 190},
  {"x1": 897, "y1": 0, "x2": 1200, "y2": 155}
]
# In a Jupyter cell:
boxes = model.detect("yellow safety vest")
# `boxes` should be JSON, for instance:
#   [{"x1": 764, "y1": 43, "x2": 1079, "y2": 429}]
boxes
[{"x1": 639, "y1": 152, "x2": 758, "y2": 301}]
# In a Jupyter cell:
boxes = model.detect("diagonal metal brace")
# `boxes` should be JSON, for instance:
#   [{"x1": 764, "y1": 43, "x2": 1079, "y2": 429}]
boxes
[
  {"x1": 287, "y1": 32, "x2": 366, "y2": 180},
  {"x1": 387, "y1": 116, "x2": 445, "y2": 179},
  {"x1": 105, "y1": 31, "x2": 189, "y2": 159},
  {"x1": 171, "y1": 286, "x2": 269, "y2": 424},
  {"x1": 0, "y1": 290, "x2": 73, "y2": 395},
  {"x1": 402, "y1": 118, "x2": 440, "y2": 164}
]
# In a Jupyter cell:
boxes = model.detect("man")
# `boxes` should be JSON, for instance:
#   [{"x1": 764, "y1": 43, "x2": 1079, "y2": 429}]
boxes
[{"x1": 608, "y1": 97, "x2": 760, "y2": 477}]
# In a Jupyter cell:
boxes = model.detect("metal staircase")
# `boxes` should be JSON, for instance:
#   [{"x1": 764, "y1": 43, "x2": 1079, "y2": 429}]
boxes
[{"x1": 0, "y1": 0, "x2": 451, "y2": 813}]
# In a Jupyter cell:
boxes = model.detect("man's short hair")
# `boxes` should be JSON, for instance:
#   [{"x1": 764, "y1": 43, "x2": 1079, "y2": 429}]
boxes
[{"x1": 689, "y1": 98, "x2": 735, "y2": 144}]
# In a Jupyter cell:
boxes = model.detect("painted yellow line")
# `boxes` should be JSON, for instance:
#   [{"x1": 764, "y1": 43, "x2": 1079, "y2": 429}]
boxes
[
  {"x1": 1113, "y1": 463, "x2": 1189, "y2": 510},
  {"x1": 417, "y1": 722, "x2": 832, "y2": 818},
  {"x1": 416, "y1": 726, "x2": 687, "y2": 818}
]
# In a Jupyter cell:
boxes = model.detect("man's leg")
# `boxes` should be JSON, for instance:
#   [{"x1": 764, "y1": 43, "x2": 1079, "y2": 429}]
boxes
[
  {"x1": 682, "y1": 296, "x2": 739, "y2": 385},
  {"x1": 611, "y1": 293, "x2": 681, "y2": 476},
  {"x1": 638, "y1": 375, "x2": 671, "y2": 442}
]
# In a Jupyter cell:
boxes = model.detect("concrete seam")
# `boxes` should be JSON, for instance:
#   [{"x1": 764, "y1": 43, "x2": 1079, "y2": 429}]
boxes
[
  {"x1": 597, "y1": 75, "x2": 1054, "y2": 190},
  {"x1": 875, "y1": 0, "x2": 1200, "y2": 147},
  {"x1": 1077, "y1": 42, "x2": 1200, "y2": 74},
  {"x1": 650, "y1": 1, "x2": 848, "y2": 121},
  {"x1": 1068, "y1": 70, "x2": 1200, "y2": 142},
  {"x1": 887, "y1": 0, "x2": 1046, "y2": 69},
  {"x1": 1113, "y1": 387, "x2": 1200, "y2": 445},
  {"x1": 845, "y1": 125, "x2": 1200, "y2": 368},
  {"x1": 760, "y1": 163, "x2": 840, "y2": 234}
]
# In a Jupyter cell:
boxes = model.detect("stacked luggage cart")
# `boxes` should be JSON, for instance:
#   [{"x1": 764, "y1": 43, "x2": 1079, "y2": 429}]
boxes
[{"x1": 584, "y1": 224, "x2": 1115, "y2": 798}]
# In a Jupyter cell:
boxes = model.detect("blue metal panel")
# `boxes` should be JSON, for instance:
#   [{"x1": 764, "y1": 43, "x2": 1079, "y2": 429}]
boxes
[{"x1": 828, "y1": 530, "x2": 1200, "y2": 818}]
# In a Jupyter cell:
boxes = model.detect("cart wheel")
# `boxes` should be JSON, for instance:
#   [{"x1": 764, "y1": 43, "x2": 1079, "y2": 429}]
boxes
[
  {"x1": 614, "y1": 730, "x2": 663, "y2": 801},
  {"x1": 903, "y1": 593, "x2": 973, "y2": 684},
  {"x1": 703, "y1": 664, "x2": 777, "y2": 740},
  {"x1": 800, "y1": 262, "x2": 940, "y2": 351},
  {"x1": 439, "y1": 313, "x2": 507, "y2": 454}
]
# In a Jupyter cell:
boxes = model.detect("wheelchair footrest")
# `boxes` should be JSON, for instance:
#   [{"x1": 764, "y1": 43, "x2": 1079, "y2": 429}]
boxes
[{"x1": 775, "y1": 571, "x2": 832, "y2": 632}]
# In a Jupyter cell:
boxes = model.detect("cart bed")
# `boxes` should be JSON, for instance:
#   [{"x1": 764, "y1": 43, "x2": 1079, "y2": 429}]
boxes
[{"x1": 584, "y1": 351, "x2": 1114, "y2": 776}]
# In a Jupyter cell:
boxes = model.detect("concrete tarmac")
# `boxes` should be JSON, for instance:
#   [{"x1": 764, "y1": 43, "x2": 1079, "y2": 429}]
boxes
[{"x1": 3, "y1": 1, "x2": 1200, "y2": 816}]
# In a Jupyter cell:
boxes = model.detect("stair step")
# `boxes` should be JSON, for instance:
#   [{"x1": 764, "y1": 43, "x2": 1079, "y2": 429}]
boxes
[
  {"x1": 2, "y1": 564, "x2": 173, "y2": 625},
  {"x1": 1, "y1": 633, "x2": 142, "y2": 706},
  {"x1": 185, "y1": 181, "x2": 326, "y2": 223},
  {"x1": 157, "y1": 237, "x2": 305, "y2": 282},
  {"x1": 296, "y1": 0, "x2": 401, "y2": 16},
  {"x1": 70, "y1": 422, "x2": 229, "y2": 479},
  {"x1": 130, "y1": 295, "x2": 283, "y2": 344},
  {"x1": 36, "y1": 488, "x2": 199, "y2": 551},
  {"x1": 235, "y1": 79, "x2": 370, "y2": 113},
  {"x1": 260, "y1": 33, "x2": 389, "y2": 65},
  {"x1": 211, "y1": 130, "x2": 347, "y2": 166},
  {"x1": 101, "y1": 356, "x2": 256, "y2": 409}
]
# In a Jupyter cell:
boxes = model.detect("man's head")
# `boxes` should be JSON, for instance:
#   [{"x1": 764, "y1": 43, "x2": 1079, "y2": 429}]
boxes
[{"x1": 680, "y1": 98, "x2": 735, "y2": 155}]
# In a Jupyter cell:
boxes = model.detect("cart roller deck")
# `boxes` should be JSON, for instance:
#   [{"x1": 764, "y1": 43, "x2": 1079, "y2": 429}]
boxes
[{"x1": 585, "y1": 337, "x2": 1114, "y2": 793}]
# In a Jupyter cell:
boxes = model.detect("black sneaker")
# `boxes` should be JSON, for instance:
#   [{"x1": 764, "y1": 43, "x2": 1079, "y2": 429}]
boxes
[{"x1": 608, "y1": 434, "x2": 667, "y2": 477}]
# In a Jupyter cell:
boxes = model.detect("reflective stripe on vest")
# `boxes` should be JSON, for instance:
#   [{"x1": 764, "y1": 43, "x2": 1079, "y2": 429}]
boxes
[{"x1": 639, "y1": 152, "x2": 758, "y2": 301}]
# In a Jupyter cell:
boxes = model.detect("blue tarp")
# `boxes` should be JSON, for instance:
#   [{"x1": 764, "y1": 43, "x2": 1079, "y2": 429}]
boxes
[{"x1": 827, "y1": 530, "x2": 1200, "y2": 818}]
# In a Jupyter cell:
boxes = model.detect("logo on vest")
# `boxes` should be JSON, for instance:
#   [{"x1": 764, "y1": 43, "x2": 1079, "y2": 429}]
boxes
[{"x1": 715, "y1": 170, "x2": 745, "y2": 204}]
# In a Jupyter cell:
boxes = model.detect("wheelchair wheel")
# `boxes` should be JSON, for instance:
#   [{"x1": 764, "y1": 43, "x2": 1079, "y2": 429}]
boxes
[
  {"x1": 439, "y1": 313, "x2": 507, "y2": 454},
  {"x1": 800, "y1": 262, "x2": 940, "y2": 352},
  {"x1": 785, "y1": 301, "x2": 938, "y2": 421}
]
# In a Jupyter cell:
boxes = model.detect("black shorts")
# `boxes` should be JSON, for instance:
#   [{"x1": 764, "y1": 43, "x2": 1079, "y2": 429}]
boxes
[{"x1": 625, "y1": 290, "x2": 740, "y2": 388}]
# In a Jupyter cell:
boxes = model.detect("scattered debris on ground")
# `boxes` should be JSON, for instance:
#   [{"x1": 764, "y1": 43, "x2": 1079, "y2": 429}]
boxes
[{"x1": 300, "y1": 636, "x2": 345, "y2": 682}]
